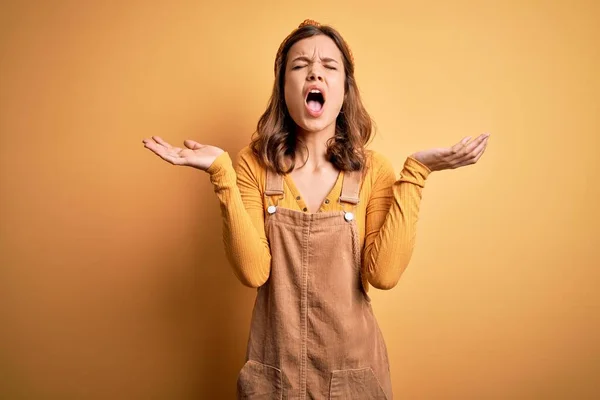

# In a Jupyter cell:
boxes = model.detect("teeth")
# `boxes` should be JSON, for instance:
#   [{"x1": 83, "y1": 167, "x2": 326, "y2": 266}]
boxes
[{"x1": 310, "y1": 89, "x2": 321, "y2": 93}]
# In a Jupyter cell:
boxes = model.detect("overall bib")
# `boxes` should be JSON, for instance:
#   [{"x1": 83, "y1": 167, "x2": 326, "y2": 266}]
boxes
[{"x1": 236, "y1": 168, "x2": 393, "y2": 399}]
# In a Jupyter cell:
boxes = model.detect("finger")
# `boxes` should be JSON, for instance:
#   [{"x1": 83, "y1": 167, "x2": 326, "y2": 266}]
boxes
[
  {"x1": 449, "y1": 132, "x2": 488, "y2": 151},
  {"x1": 184, "y1": 139, "x2": 204, "y2": 150},
  {"x1": 152, "y1": 136, "x2": 173, "y2": 149},
  {"x1": 143, "y1": 139, "x2": 164, "y2": 155},
  {"x1": 443, "y1": 137, "x2": 471, "y2": 163},
  {"x1": 471, "y1": 137, "x2": 489, "y2": 163},
  {"x1": 464, "y1": 133, "x2": 489, "y2": 154},
  {"x1": 144, "y1": 140, "x2": 183, "y2": 163},
  {"x1": 471, "y1": 135, "x2": 488, "y2": 157},
  {"x1": 449, "y1": 136, "x2": 471, "y2": 154},
  {"x1": 450, "y1": 133, "x2": 489, "y2": 161},
  {"x1": 435, "y1": 137, "x2": 468, "y2": 161},
  {"x1": 149, "y1": 147, "x2": 186, "y2": 165},
  {"x1": 461, "y1": 135, "x2": 488, "y2": 163},
  {"x1": 160, "y1": 154, "x2": 186, "y2": 165},
  {"x1": 454, "y1": 137, "x2": 489, "y2": 167}
]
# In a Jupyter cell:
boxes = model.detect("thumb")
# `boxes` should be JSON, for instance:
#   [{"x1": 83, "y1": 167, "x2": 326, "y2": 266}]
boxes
[{"x1": 184, "y1": 139, "x2": 204, "y2": 150}]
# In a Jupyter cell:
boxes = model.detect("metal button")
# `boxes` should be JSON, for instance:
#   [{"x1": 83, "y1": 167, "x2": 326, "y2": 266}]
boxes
[
  {"x1": 344, "y1": 212, "x2": 354, "y2": 222},
  {"x1": 324, "y1": 199, "x2": 330, "y2": 204},
  {"x1": 296, "y1": 196, "x2": 301, "y2": 200},
  {"x1": 303, "y1": 207, "x2": 308, "y2": 212},
  {"x1": 267, "y1": 205, "x2": 277, "y2": 214}
]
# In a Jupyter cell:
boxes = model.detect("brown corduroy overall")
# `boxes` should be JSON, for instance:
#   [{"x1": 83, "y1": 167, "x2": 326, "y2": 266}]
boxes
[{"x1": 236, "y1": 168, "x2": 393, "y2": 399}]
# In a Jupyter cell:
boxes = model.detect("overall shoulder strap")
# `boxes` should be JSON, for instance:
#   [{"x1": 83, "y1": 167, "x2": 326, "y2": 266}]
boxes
[
  {"x1": 265, "y1": 167, "x2": 284, "y2": 196},
  {"x1": 339, "y1": 169, "x2": 362, "y2": 205}
]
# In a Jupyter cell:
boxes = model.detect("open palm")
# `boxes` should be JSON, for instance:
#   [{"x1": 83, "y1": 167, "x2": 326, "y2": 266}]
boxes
[
  {"x1": 411, "y1": 133, "x2": 490, "y2": 172},
  {"x1": 142, "y1": 136, "x2": 224, "y2": 171}
]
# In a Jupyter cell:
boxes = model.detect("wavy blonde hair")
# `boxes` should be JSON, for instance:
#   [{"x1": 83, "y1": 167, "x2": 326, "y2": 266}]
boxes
[{"x1": 250, "y1": 21, "x2": 375, "y2": 174}]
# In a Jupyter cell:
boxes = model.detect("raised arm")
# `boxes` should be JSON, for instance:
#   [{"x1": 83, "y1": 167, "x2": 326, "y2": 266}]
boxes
[
  {"x1": 142, "y1": 137, "x2": 271, "y2": 287},
  {"x1": 362, "y1": 133, "x2": 490, "y2": 290},
  {"x1": 362, "y1": 154, "x2": 430, "y2": 290},
  {"x1": 206, "y1": 148, "x2": 272, "y2": 287}
]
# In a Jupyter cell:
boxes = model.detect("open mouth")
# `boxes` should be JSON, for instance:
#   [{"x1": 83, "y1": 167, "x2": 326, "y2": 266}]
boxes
[{"x1": 306, "y1": 89, "x2": 325, "y2": 114}]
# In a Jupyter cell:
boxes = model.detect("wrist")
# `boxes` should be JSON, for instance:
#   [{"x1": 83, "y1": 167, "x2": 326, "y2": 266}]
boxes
[
  {"x1": 410, "y1": 153, "x2": 432, "y2": 171},
  {"x1": 205, "y1": 151, "x2": 229, "y2": 174}
]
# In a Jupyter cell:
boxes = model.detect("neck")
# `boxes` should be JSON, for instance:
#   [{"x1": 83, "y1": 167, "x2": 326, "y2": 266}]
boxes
[{"x1": 294, "y1": 125, "x2": 336, "y2": 172}]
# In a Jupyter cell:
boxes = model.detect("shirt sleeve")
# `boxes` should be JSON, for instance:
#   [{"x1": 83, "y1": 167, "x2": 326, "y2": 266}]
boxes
[
  {"x1": 362, "y1": 154, "x2": 431, "y2": 290},
  {"x1": 206, "y1": 148, "x2": 271, "y2": 288}
]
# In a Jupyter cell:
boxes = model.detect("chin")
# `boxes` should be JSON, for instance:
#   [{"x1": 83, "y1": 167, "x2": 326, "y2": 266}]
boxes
[
  {"x1": 299, "y1": 121, "x2": 328, "y2": 133},
  {"x1": 296, "y1": 115, "x2": 337, "y2": 134}
]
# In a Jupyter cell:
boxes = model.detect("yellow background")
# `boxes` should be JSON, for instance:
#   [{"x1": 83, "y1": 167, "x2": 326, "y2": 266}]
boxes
[{"x1": 1, "y1": 1, "x2": 598, "y2": 398}]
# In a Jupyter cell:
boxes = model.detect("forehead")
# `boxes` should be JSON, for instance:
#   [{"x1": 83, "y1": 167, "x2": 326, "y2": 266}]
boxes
[{"x1": 287, "y1": 35, "x2": 343, "y2": 61}]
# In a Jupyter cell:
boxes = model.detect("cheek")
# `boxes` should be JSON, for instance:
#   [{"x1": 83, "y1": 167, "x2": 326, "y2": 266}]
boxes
[
  {"x1": 330, "y1": 77, "x2": 346, "y2": 108},
  {"x1": 284, "y1": 78, "x2": 302, "y2": 108}
]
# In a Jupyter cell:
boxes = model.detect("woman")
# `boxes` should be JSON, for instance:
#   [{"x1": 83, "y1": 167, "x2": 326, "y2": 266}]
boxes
[{"x1": 143, "y1": 19, "x2": 489, "y2": 400}]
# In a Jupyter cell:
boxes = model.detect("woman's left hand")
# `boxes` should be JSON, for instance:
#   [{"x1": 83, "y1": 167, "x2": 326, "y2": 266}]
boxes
[{"x1": 411, "y1": 133, "x2": 490, "y2": 172}]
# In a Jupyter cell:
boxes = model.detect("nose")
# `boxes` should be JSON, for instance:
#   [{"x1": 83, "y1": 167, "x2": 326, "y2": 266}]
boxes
[{"x1": 307, "y1": 66, "x2": 324, "y2": 82}]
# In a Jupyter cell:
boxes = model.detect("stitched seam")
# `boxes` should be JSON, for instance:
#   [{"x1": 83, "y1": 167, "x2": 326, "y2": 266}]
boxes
[
  {"x1": 299, "y1": 218, "x2": 310, "y2": 399},
  {"x1": 369, "y1": 367, "x2": 389, "y2": 400},
  {"x1": 350, "y1": 220, "x2": 371, "y2": 302},
  {"x1": 268, "y1": 219, "x2": 348, "y2": 229}
]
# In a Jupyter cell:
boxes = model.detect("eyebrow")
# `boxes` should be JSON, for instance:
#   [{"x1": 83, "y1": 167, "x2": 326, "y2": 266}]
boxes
[{"x1": 290, "y1": 56, "x2": 339, "y2": 64}]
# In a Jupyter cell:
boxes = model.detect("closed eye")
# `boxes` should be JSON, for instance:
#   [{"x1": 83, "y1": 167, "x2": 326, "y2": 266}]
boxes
[{"x1": 291, "y1": 65, "x2": 336, "y2": 70}]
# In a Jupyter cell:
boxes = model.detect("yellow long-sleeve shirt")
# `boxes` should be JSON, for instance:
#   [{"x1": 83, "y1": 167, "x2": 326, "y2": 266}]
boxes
[{"x1": 206, "y1": 145, "x2": 431, "y2": 290}]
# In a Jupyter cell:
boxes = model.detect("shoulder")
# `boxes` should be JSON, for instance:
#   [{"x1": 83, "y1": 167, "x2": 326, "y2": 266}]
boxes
[
  {"x1": 366, "y1": 149, "x2": 391, "y2": 168},
  {"x1": 235, "y1": 145, "x2": 261, "y2": 169},
  {"x1": 236, "y1": 144, "x2": 256, "y2": 162},
  {"x1": 359, "y1": 149, "x2": 397, "y2": 196},
  {"x1": 234, "y1": 144, "x2": 266, "y2": 186},
  {"x1": 364, "y1": 149, "x2": 395, "y2": 179}
]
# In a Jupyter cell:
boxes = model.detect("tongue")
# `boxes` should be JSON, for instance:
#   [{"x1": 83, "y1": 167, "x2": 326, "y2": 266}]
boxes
[{"x1": 307, "y1": 100, "x2": 323, "y2": 112}]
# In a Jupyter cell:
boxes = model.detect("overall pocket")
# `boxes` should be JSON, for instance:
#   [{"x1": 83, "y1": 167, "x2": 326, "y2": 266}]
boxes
[
  {"x1": 329, "y1": 367, "x2": 388, "y2": 399},
  {"x1": 236, "y1": 360, "x2": 282, "y2": 399}
]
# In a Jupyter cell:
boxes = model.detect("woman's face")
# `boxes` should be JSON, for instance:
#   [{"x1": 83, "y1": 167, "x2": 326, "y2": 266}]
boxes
[{"x1": 284, "y1": 35, "x2": 346, "y2": 135}]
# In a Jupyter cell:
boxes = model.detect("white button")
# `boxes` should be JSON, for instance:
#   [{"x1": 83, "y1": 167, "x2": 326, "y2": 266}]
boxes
[
  {"x1": 267, "y1": 205, "x2": 277, "y2": 214},
  {"x1": 344, "y1": 212, "x2": 354, "y2": 221}
]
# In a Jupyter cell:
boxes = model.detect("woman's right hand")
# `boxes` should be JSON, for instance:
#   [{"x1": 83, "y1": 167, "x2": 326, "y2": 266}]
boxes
[{"x1": 142, "y1": 136, "x2": 224, "y2": 171}]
